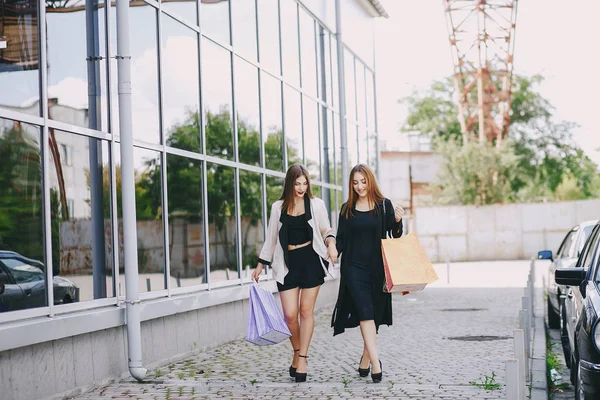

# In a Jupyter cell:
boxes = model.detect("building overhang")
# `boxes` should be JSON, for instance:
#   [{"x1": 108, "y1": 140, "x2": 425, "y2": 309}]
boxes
[{"x1": 366, "y1": 0, "x2": 389, "y2": 18}]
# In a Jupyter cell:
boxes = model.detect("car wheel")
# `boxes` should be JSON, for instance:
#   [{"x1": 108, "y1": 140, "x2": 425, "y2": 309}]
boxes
[{"x1": 548, "y1": 296, "x2": 560, "y2": 329}]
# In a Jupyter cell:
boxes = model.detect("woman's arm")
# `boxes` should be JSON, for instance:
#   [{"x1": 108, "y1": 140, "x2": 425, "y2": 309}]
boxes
[
  {"x1": 385, "y1": 198, "x2": 403, "y2": 238},
  {"x1": 257, "y1": 202, "x2": 280, "y2": 266}
]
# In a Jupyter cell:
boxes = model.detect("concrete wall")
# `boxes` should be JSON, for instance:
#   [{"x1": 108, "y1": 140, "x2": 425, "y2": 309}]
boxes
[
  {"x1": 0, "y1": 279, "x2": 340, "y2": 400},
  {"x1": 414, "y1": 199, "x2": 600, "y2": 263}
]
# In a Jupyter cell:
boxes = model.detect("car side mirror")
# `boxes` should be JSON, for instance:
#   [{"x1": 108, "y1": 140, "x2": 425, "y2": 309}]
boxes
[
  {"x1": 537, "y1": 250, "x2": 553, "y2": 261},
  {"x1": 555, "y1": 267, "x2": 586, "y2": 286},
  {"x1": 0, "y1": 282, "x2": 4, "y2": 295}
]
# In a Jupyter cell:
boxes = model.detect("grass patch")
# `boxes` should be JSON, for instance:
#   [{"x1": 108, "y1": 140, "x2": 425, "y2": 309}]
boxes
[{"x1": 470, "y1": 372, "x2": 501, "y2": 390}]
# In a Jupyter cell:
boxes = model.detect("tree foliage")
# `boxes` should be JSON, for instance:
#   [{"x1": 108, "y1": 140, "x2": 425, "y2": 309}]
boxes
[{"x1": 400, "y1": 74, "x2": 600, "y2": 204}]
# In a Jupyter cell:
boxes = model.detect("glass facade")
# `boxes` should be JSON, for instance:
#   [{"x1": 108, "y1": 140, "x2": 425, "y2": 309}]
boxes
[{"x1": 0, "y1": 0, "x2": 378, "y2": 319}]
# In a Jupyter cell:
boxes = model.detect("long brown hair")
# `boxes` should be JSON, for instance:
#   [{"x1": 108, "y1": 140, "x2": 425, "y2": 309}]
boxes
[
  {"x1": 342, "y1": 164, "x2": 385, "y2": 218},
  {"x1": 280, "y1": 164, "x2": 313, "y2": 213}
]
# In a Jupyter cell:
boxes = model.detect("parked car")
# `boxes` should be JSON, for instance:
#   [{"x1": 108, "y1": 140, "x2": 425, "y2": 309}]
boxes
[
  {"x1": 0, "y1": 251, "x2": 79, "y2": 313},
  {"x1": 555, "y1": 222, "x2": 600, "y2": 399},
  {"x1": 538, "y1": 220, "x2": 597, "y2": 331}
]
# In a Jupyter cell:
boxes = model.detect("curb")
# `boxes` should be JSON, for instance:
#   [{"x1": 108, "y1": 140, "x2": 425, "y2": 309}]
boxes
[{"x1": 530, "y1": 286, "x2": 548, "y2": 400}]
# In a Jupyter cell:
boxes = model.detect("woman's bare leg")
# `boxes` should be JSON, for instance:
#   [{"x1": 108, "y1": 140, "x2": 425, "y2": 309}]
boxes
[
  {"x1": 359, "y1": 320, "x2": 381, "y2": 373},
  {"x1": 296, "y1": 285, "x2": 321, "y2": 373},
  {"x1": 280, "y1": 287, "x2": 301, "y2": 367}
]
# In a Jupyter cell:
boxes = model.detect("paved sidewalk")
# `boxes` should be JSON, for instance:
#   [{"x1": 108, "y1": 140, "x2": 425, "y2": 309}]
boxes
[{"x1": 70, "y1": 282, "x2": 528, "y2": 399}]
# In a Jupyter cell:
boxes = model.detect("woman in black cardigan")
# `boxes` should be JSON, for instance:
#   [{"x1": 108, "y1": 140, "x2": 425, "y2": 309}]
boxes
[{"x1": 331, "y1": 164, "x2": 404, "y2": 383}]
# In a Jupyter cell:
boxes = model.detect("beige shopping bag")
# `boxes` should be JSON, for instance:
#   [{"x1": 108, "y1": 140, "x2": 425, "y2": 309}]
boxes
[{"x1": 382, "y1": 232, "x2": 438, "y2": 293}]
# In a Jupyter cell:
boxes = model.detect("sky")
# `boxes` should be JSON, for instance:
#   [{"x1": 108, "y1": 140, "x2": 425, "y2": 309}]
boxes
[{"x1": 374, "y1": 0, "x2": 600, "y2": 165}]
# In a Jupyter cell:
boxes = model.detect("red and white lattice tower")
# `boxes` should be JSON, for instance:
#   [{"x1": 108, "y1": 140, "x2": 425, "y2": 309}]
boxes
[{"x1": 443, "y1": 0, "x2": 518, "y2": 144}]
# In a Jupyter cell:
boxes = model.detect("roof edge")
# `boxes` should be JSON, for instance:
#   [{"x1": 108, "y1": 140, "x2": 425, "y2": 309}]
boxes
[{"x1": 367, "y1": 0, "x2": 389, "y2": 18}]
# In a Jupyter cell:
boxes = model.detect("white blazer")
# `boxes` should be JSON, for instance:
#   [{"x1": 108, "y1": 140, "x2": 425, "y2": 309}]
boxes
[{"x1": 258, "y1": 196, "x2": 335, "y2": 285}]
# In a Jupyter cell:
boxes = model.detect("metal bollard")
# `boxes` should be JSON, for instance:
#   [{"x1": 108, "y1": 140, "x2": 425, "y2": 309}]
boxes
[
  {"x1": 522, "y1": 296, "x2": 532, "y2": 337},
  {"x1": 514, "y1": 329, "x2": 527, "y2": 396},
  {"x1": 146, "y1": 278, "x2": 151, "y2": 292},
  {"x1": 519, "y1": 309, "x2": 530, "y2": 367},
  {"x1": 505, "y1": 359, "x2": 521, "y2": 400}
]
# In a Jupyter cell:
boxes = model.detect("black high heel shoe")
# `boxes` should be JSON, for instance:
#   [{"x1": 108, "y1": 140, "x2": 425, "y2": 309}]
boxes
[
  {"x1": 289, "y1": 349, "x2": 300, "y2": 377},
  {"x1": 358, "y1": 356, "x2": 370, "y2": 377},
  {"x1": 371, "y1": 360, "x2": 382, "y2": 383},
  {"x1": 295, "y1": 355, "x2": 308, "y2": 383}
]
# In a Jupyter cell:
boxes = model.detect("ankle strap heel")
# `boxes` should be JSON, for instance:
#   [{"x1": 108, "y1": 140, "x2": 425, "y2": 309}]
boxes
[{"x1": 295, "y1": 355, "x2": 308, "y2": 383}]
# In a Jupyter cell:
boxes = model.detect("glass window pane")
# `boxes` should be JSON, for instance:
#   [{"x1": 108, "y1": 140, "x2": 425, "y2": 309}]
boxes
[
  {"x1": 235, "y1": 57, "x2": 261, "y2": 166},
  {"x1": 366, "y1": 69, "x2": 376, "y2": 131},
  {"x1": 51, "y1": 133, "x2": 113, "y2": 303},
  {"x1": 261, "y1": 72, "x2": 283, "y2": 171},
  {"x1": 207, "y1": 163, "x2": 237, "y2": 284},
  {"x1": 331, "y1": 35, "x2": 339, "y2": 111},
  {"x1": 46, "y1": 1, "x2": 107, "y2": 129},
  {"x1": 161, "y1": 0, "x2": 197, "y2": 27},
  {"x1": 358, "y1": 127, "x2": 368, "y2": 164},
  {"x1": 299, "y1": 10, "x2": 317, "y2": 97},
  {"x1": 344, "y1": 49, "x2": 356, "y2": 122},
  {"x1": 266, "y1": 176, "x2": 283, "y2": 220},
  {"x1": 130, "y1": 5, "x2": 160, "y2": 144},
  {"x1": 239, "y1": 170, "x2": 264, "y2": 280},
  {"x1": 356, "y1": 63, "x2": 366, "y2": 127},
  {"x1": 0, "y1": 0, "x2": 40, "y2": 117},
  {"x1": 167, "y1": 154, "x2": 205, "y2": 288},
  {"x1": 334, "y1": 112, "x2": 342, "y2": 185},
  {"x1": 0, "y1": 119, "x2": 46, "y2": 313},
  {"x1": 162, "y1": 15, "x2": 200, "y2": 152},
  {"x1": 284, "y1": 85, "x2": 303, "y2": 166},
  {"x1": 129, "y1": 147, "x2": 166, "y2": 293},
  {"x1": 347, "y1": 122, "x2": 358, "y2": 168},
  {"x1": 280, "y1": 0, "x2": 300, "y2": 86},
  {"x1": 321, "y1": 108, "x2": 334, "y2": 184},
  {"x1": 201, "y1": 0, "x2": 230, "y2": 45},
  {"x1": 203, "y1": 39, "x2": 234, "y2": 160},
  {"x1": 257, "y1": 0, "x2": 280, "y2": 75},
  {"x1": 303, "y1": 97, "x2": 320, "y2": 180},
  {"x1": 368, "y1": 131, "x2": 378, "y2": 171},
  {"x1": 232, "y1": 0, "x2": 257, "y2": 60}
]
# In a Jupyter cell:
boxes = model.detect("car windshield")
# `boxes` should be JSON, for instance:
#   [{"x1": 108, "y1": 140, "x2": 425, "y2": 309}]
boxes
[{"x1": 1, "y1": 259, "x2": 44, "y2": 284}]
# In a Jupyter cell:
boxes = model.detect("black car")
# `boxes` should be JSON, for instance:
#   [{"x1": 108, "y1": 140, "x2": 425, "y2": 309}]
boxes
[
  {"x1": 556, "y1": 222, "x2": 600, "y2": 399},
  {"x1": 0, "y1": 251, "x2": 79, "y2": 312}
]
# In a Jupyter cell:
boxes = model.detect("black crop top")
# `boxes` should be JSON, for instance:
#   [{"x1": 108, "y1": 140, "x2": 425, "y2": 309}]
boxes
[{"x1": 284, "y1": 213, "x2": 311, "y2": 245}]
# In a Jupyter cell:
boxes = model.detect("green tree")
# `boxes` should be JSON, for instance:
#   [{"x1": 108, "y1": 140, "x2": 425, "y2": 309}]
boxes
[{"x1": 401, "y1": 74, "x2": 600, "y2": 204}]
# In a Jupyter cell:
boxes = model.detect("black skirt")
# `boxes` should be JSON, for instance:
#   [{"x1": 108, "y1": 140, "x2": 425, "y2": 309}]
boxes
[{"x1": 277, "y1": 245, "x2": 325, "y2": 292}]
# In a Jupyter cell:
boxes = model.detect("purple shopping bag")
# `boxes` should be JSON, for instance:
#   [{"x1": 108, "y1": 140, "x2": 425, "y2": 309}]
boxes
[{"x1": 245, "y1": 285, "x2": 291, "y2": 346}]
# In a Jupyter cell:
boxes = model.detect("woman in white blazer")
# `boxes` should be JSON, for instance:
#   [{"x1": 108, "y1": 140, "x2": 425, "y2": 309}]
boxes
[{"x1": 252, "y1": 164, "x2": 338, "y2": 383}]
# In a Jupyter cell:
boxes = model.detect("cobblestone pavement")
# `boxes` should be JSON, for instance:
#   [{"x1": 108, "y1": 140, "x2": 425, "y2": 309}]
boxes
[{"x1": 72, "y1": 283, "x2": 527, "y2": 399}]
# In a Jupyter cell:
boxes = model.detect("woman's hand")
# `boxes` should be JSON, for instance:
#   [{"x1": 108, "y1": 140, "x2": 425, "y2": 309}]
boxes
[
  {"x1": 327, "y1": 241, "x2": 338, "y2": 264},
  {"x1": 251, "y1": 263, "x2": 264, "y2": 283},
  {"x1": 394, "y1": 204, "x2": 405, "y2": 222}
]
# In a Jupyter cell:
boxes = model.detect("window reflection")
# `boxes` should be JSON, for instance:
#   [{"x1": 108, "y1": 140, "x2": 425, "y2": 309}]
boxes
[
  {"x1": 261, "y1": 72, "x2": 283, "y2": 171},
  {"x1": 162, "y1": 14, "x2": 200, "y2": 152},
  {"x1": 203, "y1": 39, "x2": 234, "y2": 160},
  {"x1": 284, "y1": 85, "x2": 303, "y2": 167},
  {"x1": 358, "y1": 127, "x2": 368, "y2": 164},
  {"x1": 356, "y1": 63, "x2": 366, "y2": 127},
  {"x1": 0, "y1": 0, "x2": 40, "y2": 116},
  {"x1": 366, "y1": 70, "x2": 376, "y2": 131},
  {"x1": 130, "y1": 5, "x2": 160, "y2": 144},
  {"x1": 232, "y1": 0, "x2": 258, "y2": 60},
  {"x1": 161, "y1": 0, "x2": 197, "y2": 27},
  {"x1": 235, "y1": 57, "x2": 260, "y2": 166},
  {"x1": 166, "y1": 154, "x2": 205, "y2": 288},
  {"x1": 0, "y1": 118, "x2": 47, "y2": 313},
  {"x1": 280, "y1": 0, "x2": 299, "y2": 86},
  {"x1": 201, "y1": 0, "x2": 230, "y2": 45},
  {"x1": 239, "y1": 170, "x2": 264, "y2": 280},
  {"x1": 50, "y1": 132, "x2": 113, "y2": 303},
  {"x1": 303, "y1": 97, "x2": 320, "y2": 180},
  {"x1": 206, "y1": 163, "x2": 238, "y2": 283},
  {"x1": 257, "y1": 0, "x2": 281, "y2": 75},
  {"x1": 46, "y1": 1, "x2": 107, "y2": 130},
  {"x1": 129, "y1": 147, "x2": 166, "y2": 293},
  {"x1": 299, "y1": 10, "x2": 317, "y2": 97},
  {"x1": 344, "y1": 49, "x2": 356, "y2": 122}
]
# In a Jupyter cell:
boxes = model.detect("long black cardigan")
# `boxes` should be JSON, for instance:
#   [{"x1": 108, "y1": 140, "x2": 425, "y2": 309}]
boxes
[{"x1": 331, "y1": 198, "x2": 402, "y2": 336}]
